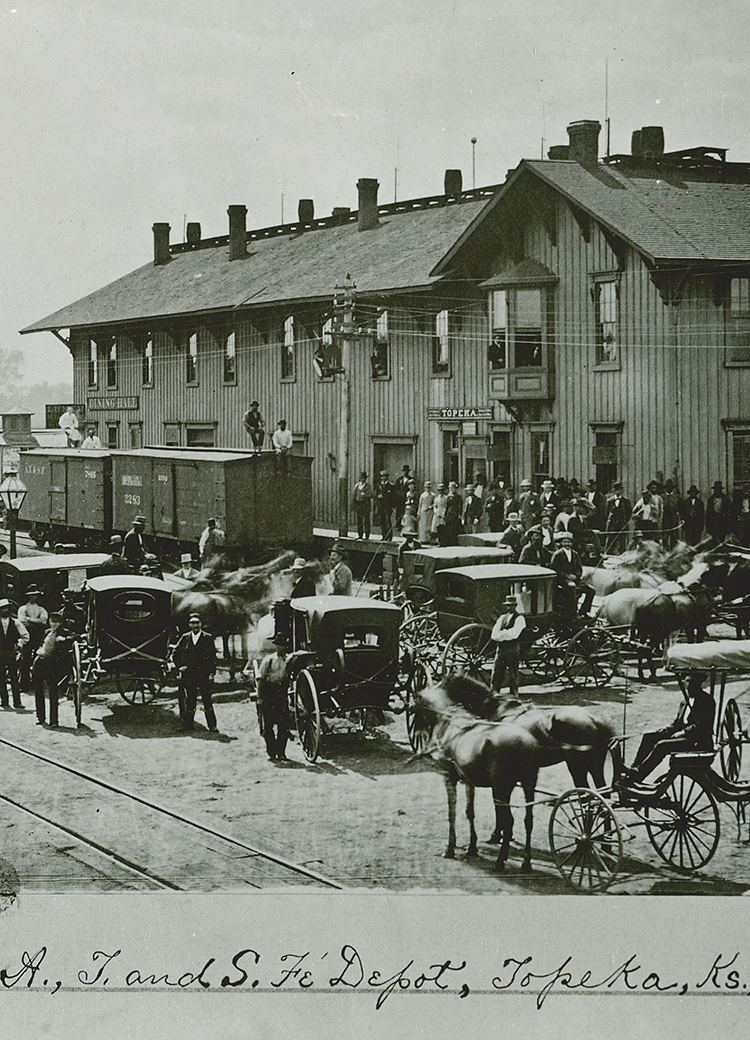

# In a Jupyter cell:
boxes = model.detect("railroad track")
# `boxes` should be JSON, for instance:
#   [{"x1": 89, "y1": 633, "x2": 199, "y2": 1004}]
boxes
[{"x1": 0, "y1": 736, "x2": 345, "y2": 891}]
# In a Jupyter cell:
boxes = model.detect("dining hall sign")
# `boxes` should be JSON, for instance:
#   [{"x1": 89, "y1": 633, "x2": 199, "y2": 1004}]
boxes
[{"x1": 427, "y1": 407, "x2": 493, "y2": 421}]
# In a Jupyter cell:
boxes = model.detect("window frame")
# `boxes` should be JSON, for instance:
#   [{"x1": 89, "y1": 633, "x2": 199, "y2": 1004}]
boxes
[
  {"x1": 281, "y1": 315, "x2": 296, "y2": 382},
  {"x1": 185, "y1": 329, "x2": 199, "y2": 386},
  {"x1": 371, "y1": 308, "x2": 390, "y2": 380},
  {"x1": 223, "y1": 327, "x2": 237, "y2": 385},
  {"x1": 106, "y1": 335, "x2": 118, "y2": 390},
  {"x1": 185, "y1": 424, "x2": 217, "y2": 447},
  {"x1": 88, "y1": 338, "x2": 99, "y2": 389},
  {"x1": 488, "y1": 288, "x2": 549, "y2": 371},
  {"x1": 725, "y1": 276, "x2": 750, "y2": 368},
  {"x1": 106, "y1": 423, "x2": 120, "y2": 450},
  {"x1": 592, "y1": 271, "x2": 621, "y2": 370},
  {"x1": 432, "y1": 309, "x2": 452, "y2": 377},
  {"x1": 141, "y1": 333, "x2": 154, "y2": 387}
]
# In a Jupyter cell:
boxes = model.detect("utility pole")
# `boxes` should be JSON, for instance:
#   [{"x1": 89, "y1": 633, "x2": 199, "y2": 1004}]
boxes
[{"x1": 333, "y1": 274, "x2": 356, "y2": 538}]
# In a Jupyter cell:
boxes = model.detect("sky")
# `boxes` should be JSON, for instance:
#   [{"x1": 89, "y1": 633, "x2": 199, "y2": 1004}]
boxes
[{"x1": 2, "y1": 0, "x2": 750, "y2": 390}]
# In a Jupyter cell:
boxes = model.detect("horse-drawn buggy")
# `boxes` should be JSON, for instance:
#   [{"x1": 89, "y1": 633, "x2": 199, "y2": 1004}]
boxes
[
  {"x1": 68, "y1": 575, "x2": 174, "y2": 726},
  {"x1": 272, "y1": 595, "x2": 429, "y2": 761}
]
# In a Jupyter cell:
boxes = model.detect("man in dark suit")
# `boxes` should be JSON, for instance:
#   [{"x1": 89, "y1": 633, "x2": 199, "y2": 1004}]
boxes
[
  {"x1": 551, "y1": 531, "x2": 594, "y2": 617},
  {"x1": 123, "y1": 515, "x2": 148, "y2": 570},
  {"x1": 0, "y1": 598, "x2": 29, "y2": 709},
  {"x1": 375, "y1": 471, "x2": 395, "y2": 541},
  {"x1": 679, "y1": 485, "x2": 705, "y2": 546},
  {"x1": 604, "y1": 481, "x2": 632, "y2": 554},
  {"x1": 705, "y1": 481, "x2": 735, "y2": 542},
  {"x1": 584, "y1": 479, "x2": 606, "y2": 532},
  {"x1": 172, "y1": 613, "x2": 218, "y2": 732}
]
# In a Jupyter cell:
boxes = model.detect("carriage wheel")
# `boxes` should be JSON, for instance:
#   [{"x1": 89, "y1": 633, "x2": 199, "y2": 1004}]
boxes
[
  {"x1": 115, "y1": 671, "x2": 161, "y2": 705},
  {"x1": 524, "y1": 630, "x2": 567, "y2": 682},
  {"x1": 643, "y1": 774, "x2": 720, "y2": 872},
  {"x1": 70, "y1": 640, "x2": 84, "y2": 729},
  {"x1": 399, "y1": 612, "x2": 441, "y2": 651},
  {"x1": 720, "y1": 699, "x2": 743, "y2": 782},
  {"x1": 564, "y1": 628, "x2": 619, "y2": 688},
  {"x1": 442, "y1": 624, "x2": 494, "y2": 681},
  {"x1": 404, "y1": 660, "x2": 434, "y2": 752},
  {"x1": 294, "y1": 670, "x2": 321, "y2": 762},
  {"x1": 548, "y1": 788, "x2": 623, "y2": 892},
  {"x1": 404, "y1": 585, "x2": 436, "y2": 612}
]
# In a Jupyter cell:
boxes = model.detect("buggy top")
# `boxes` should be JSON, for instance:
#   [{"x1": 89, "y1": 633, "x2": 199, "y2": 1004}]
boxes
[
  {"x1": 290, "y1": 596, "x2": 402, "y2": 655},
  {"x1": 666, "y1": 640, "x2": 750, "y2": 671}
]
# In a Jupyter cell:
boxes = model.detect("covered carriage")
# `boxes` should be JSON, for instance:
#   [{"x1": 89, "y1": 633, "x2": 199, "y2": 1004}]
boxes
[
  {"x1": 272, "y1": 595, "x2": 427, "y2": 761},
  {"x1": 68, "y1": 575, "x2": 174, "y2": 726}
]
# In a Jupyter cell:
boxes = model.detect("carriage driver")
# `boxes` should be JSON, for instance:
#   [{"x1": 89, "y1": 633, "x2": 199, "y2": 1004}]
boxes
[
  {"x1": 490, "y1": 595, "x2": 526, "y2": 698},
  {"x1": 621, "y1": 672, "x2": 715, "y2": 784},
  {"x1": 550, "y1": 530, "x2": 595, "y2": 617}
]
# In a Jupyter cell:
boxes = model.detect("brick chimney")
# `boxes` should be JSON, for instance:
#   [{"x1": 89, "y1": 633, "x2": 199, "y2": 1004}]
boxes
[
  {"x1": 444, "y1": 169, "x2": 463, "y2": 196},
  {"x1": 227, "y1": 205, "x2": 247, "y2": 260},
  {"x1": 357, "y1": 178, "x2": 379, "y2": 231},
  {"x1": 331, "y1": 206, "x2": 351, "y2": 226},
  {"x1": 298, "y1": 199, "x2": 314, "y2": 224},
  {"x1": 186, "y1": 222, "x2": 201, "y2": 245},
  {"x1": 567, "y1": 120, "x2": 601, "y2": 168},
  {"x1": 152, "y1": 223, "x2": 171, "y2": 266}
]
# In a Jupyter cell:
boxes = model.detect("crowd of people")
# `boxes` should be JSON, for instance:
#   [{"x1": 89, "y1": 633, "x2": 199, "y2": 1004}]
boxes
[{"x1": 351, "y1": 469, "x2": 750, "y2": 556}]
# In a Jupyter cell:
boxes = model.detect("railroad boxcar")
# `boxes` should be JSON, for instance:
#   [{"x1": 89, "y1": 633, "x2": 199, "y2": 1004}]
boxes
[
  {"x1": 19, "y1": 449, "x2": 112, "y2": 547},
  {"x1": 18, "y1": 446, "x2": 314, "y2": 553}
]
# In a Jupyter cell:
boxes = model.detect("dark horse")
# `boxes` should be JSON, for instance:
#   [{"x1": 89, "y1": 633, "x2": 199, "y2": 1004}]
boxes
[
  {"x1": 418, "y1": 673, "x2": 613, "y2": 872},
  {"x1": 632, "y1": 583, "x2": 713, "y2": 681}
]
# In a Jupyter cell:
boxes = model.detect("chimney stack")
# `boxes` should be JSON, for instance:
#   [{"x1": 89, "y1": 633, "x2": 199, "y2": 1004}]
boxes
[
  {"x1": 298, "y1": 199, "x2": 314, "y2": 224},
  {"x1": 152, "y1": 223, "x2": 171, "y2": 266},
  {"x1": 331, "y1": 206, "x2": 351, "y2": 226},
  {"x1": 444, "y1": 169, "x2": 463, "y2": 196},
  {"x1": 186, "y1": 222, "x2": 201, "y2": 246},
  {"x1": 640, "y1": 126, "x2": 665, "y2": 159},
  {"x1": 566, "y1": 120, "x2": 601, "y2": 168},
  {"x1": 547, "y1": 144, "x2": 570, "y2": 160},
  {"x1": 227, "y1": 205, "x2": 247, "y2": 260},
  {"x1": 357, "y1": 178, "x2": 379, "y2": 231}
]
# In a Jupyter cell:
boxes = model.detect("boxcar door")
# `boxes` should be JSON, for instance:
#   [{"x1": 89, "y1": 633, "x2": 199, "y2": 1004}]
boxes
[
  {"x1": 174, "y1": 463, "x2": 203, "y2": 542},
  {"x1": 49, "y1": 458, "x2": 67, "y2": 523},
  {"x1": 152, "y1": 460, "x2": 175, "y2": 537}
]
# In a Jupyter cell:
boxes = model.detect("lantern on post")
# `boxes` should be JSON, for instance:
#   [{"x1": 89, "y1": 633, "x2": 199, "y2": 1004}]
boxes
[{"x1": 0, "y1": 472, "x2": 27, "y2": 558}]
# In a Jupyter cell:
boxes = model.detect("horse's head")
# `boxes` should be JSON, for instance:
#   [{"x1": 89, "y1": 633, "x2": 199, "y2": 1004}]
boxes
[{"x1": 441, "y1": 671, "x2": 497, "y2": 717}]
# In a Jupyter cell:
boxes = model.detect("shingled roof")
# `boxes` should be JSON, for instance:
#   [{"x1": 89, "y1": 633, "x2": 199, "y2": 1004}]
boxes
[
  {"x1": 21, "y1": 192, "x2": 496, "y2": 334},
  {"x1": 432, "y1": 158, "x2": 750, "y2": 276}
]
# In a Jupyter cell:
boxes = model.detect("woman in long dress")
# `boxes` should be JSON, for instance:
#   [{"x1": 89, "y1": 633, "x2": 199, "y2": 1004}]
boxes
[{"x1": 417, "y1": 481, "x2": 435, "y2": 543}]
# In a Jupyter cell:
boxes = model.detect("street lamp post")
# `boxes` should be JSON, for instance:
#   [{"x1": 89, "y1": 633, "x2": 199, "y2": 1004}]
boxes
[{"x1": 0, "y1": 472, "x2": 28, "y2": 559}]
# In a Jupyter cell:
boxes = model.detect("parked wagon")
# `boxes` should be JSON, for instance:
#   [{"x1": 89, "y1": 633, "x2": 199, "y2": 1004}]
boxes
[
  {"x1": 68, "y1": 575, "x2": 174, "y2": 727},
  {"x1": 272, "y1": 595, "x2": 428, "y2": 761},
  {"x1": 0, "y1": 552, "x2": 109, "y2": 611}
]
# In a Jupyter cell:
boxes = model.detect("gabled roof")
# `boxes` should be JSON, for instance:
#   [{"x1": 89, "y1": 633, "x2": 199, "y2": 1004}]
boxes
[
  {"x1": 432, "y1": 159, "x2": 750, "y2": 276},
  {"x1": 21, "y1": 193, "x2": 497, "y2": 334}
]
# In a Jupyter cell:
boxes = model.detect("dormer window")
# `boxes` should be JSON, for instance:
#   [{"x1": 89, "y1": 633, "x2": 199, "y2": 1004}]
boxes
[{"x1": 489, "y1": 289, "x2": 545, "y2": 369}]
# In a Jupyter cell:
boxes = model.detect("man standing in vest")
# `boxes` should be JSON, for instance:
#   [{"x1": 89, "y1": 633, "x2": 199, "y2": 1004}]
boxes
[
  {"x1": 199, "y1": 518, "x2": 226, "y2": 569},
  {"x1": 0, "y1": 599, "x2": 29, "y2": 709},
  {"x1": 18, "y1": 586, "x2": 48, "y2": 691},
  {"x1": 491, "y1": 595, "x2": 526, "y2": 697}
]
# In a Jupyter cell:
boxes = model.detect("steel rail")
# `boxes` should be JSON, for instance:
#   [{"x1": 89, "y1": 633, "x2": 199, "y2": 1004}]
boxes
[{"x1": 0, "y1": 736, "x2": 346, "y2": 890}]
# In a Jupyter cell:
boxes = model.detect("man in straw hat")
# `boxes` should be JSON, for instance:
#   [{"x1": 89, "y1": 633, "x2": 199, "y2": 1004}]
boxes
[
  {"x1": 18, "y1": 585, "x2": 48, "y2": 691},
  {"x1": 290, "y1": 557, "x2": 316, "y2": 599},
  {"x1": 176, "y1": 552, "x2": 199, "y2": 582},
  {"x1": 498, "y1": 511, "x2": 524, "y2": 560},
  {"x1": 490, "y1": 594, "x2": 526, "y2": 696},
  {"x1": 551, "y1": 530, "x2": 593, "y2": 616},
  {"x1": 171, "y1": 613, "x2": 218, "y2": 733},
  {"x1": 100, "y1": 534, "x2": 132, "y2": 576}
]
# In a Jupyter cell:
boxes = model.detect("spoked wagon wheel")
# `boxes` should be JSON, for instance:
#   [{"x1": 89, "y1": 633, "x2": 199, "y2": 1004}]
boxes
[
  {"x1": 442, "y1": 624, "x2": 494, "y2": 681},
  {"x1": 524, "y1": 630, "x2": 567, "y2": 682},
  {"x1": 294, "y1": 669, "x2": 321, "y2": 762},
  {"x1": 643, "y1": 773, "x2": 720, "y2": 872},
  {"x1": 115, "y1": 671, "x2": 161, "y2": 705},
  {"x1": 69, "y1": 640, "x2": 85, "y2": 729},
  {"x1": 548, "y1": 788, "x2": 623, "y2": 892},
  {"x1": 720, "y1": 698, "x2": 743, "y2": 782},
  {"x1": 399, "y1": 612, "x2": 441, "y2": 652},
  {"x1": 404, "y1": 660, "x2": 434, "y2": 752},
  {"x1": 564, "y1": 628, "x2": 619, "y2": 688}
]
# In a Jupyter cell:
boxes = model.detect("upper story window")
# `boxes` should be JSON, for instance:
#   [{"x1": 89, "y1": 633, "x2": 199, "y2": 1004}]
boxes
[
  {"x1": 88, "y1": 339, "x2": 99, "y2": 388},
  {"x1": 313, "y1": 317, "x2": 339, "y2": 380},
  {"x1": 488, "y1": 288, "x2": 546, "y2": 369},
  {"x1": 726, "y1": 277, "x2": 750, "y2": 366},
  {"x1": 186, "y1": 329, "x2": 198, "y2": 384},
  {"x1": 142, "y1": 335, "x2": 153, "y2": 386},
  {"x1": 223, "y1": 329, "x2": 236, "y2": 383},
  {"x1": 281, "y1": 315, "x2": 296, "y2": 380},
  {"x1": 107, "y1": 337, "x2": 118, "y2": 389},
  {"x1": 371, "y1": 308, "x2": 389, "y2": 378},
  {"x1": 433, "y1": 309, "x2": 451, "y2": 375},
  {"x1": 594, "y1": 276, "x2": 619, "y2": 366}
]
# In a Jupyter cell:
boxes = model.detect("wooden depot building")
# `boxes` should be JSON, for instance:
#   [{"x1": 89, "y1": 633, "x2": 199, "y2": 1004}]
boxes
[{"x1": 21, "y1": 118, "x2": 750, "y2": 527}]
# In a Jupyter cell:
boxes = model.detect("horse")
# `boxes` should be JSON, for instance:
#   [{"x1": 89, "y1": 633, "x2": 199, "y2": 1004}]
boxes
[
  {"x1": 171, "y1": 551, "x2": 296, "y2": 676},
  {"x1": 583, "y1": 540, "x2": 701, "y2": 597},
  {"x1": 418, "y1": 673, "x2": 614, "y2": 872}
]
